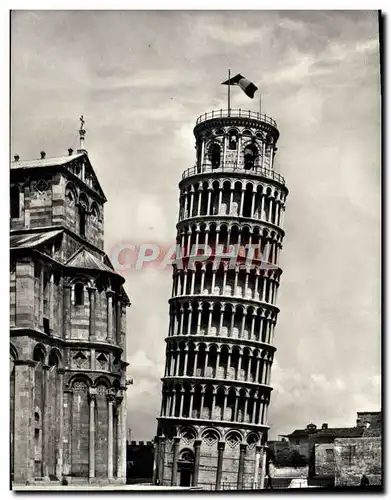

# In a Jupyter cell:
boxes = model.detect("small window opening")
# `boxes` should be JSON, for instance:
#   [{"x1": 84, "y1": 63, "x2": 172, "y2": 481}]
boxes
[
  {"x1": 79, "y1": 206, "x2": 86, "y2": 238},
  {"x1": 209, "y1": 144, "x2": 221, "y2": 169},
  {"x1": 10, "y1": 186, "x2": 20, "y2": 219},
  {"x1": 75, "y1": 283, "x2": 84, "y2": 306},
  {"x1": 228, "y1": 131, "x2": 238, "y2": 150}
]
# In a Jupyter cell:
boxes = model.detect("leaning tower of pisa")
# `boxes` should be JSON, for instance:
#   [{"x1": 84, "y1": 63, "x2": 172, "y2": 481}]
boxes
[{"x1": 154, "y1": 108, "x2": 288, "y2": 490}]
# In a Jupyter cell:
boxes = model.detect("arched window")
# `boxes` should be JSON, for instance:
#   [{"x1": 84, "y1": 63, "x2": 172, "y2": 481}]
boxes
[
  {"x1": 91, "y1": 204, "x2": 99, "y2": 223},
  {"x1": 228, "y1": 130, "x2": 238, "y2": 150},
  {"x1": 244, "y1": 144, "x2": 258, "y2": 170},
  {"x1": 66, "y1": 189, "x2": 75, "y2": 207},
  {"x1": 75, "y1": 282, "x2": 84, "y2": 306},
  {"x1": 209, "y1": 144, "x2": 221, "y2": 169},
  {"x1": 10, "y1": 186, "x2": 20, "y2": 219}
]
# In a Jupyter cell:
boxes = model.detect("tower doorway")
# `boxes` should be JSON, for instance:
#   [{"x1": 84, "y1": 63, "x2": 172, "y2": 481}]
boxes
[
  {"x1": 179, "y1": 468, "x2": 192, "y2": 486},
  {"x1": 177, "y1": 449, "x2": 195, "y2": 487}
]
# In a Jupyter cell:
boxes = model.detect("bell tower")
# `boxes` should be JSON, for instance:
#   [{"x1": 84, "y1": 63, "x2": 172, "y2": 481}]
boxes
[{"x1": 154, "y1": 107, "x2": 288, "y2": 490}]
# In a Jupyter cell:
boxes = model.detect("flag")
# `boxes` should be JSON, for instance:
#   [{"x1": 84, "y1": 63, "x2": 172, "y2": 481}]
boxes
[{"x1": 221, "y1": 73, "x2": 258, "y2": 99}]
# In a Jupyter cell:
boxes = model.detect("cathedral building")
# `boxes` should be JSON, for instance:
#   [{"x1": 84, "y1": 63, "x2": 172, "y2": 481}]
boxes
[
  {"x1": 154, "y1": 108, "x2": 288, "y2": 490},
  {"x1": 10, "y1": 120, "x2": 130, "y2": 485}
]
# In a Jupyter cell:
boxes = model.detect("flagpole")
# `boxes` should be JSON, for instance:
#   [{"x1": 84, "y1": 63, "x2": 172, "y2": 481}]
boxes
[
  {"x1": 228, "y1": 69, "x2": 231, "y2": 116},
  {"x1": 259, "y1": 85, "x2": 262, "y2": 118}
]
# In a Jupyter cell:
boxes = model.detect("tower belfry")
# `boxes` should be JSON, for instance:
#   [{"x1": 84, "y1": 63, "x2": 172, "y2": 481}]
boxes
[{"x1": 154, "y1": 105, "x2": 289, "y2": 490}]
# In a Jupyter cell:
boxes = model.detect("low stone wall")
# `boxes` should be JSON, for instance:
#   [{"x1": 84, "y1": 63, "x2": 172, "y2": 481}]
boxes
[
  {"x1": 273, "y1": 466, "x2": 308, "y2": 478},
  {"x1": 334, "y1": 437, "x2": 382, "y2": 487}
]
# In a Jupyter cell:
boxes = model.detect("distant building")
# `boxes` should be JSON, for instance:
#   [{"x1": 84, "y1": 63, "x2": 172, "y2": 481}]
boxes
[
  {"x1": 280, "y1": 422, "x2": 318, "y2": 460},
  {"x1": 279, "y1": 410, "x2": 382, "y2": 489},
  {"x1": 308, "y1": 425, "x2": 365, "y2": 486}
]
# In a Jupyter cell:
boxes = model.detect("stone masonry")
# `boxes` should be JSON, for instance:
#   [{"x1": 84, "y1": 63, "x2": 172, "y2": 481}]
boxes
[
  {"x1": 154, "y1": 108, "x2": 288, "y2": 490},
  {"x1": 10, "y1": 136, "x2": 131, "y2": 485}
]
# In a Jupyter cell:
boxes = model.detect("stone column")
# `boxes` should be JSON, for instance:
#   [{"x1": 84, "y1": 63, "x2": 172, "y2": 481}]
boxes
[
  {"x1": 229, "y1": 187, "x2": 234, "y2": 215},
  {"x1": 215, "y1": 441, "x2": 225, "y2": 490},
  {"x1": 233, "y1": 391, "x2": 239, "y2": 421},
  {"x1": 116, "y1": 299, "x2": 122, "y2": 344},
  {"x1": 270, "y1": 147, "x2": 275, "y2": 169},
  {"x1": 49, "y1": 272, "x2": 55, "y2": 333},
  {"x1": 253, "y1": 445, "x2": 261, "y2": 488},
  {"x1": 189, "y1": 190, "x2": 194, "y2": 217},
  {"x1": 230, "y1": 306, "x2": 235, "y2": 337},
  {"x1": 218, "y1": 188, "x2": 223, "y2": 215},
  {"x1": 55, "y1": 369, "x2": 65, "y2": 479},
  {"x1": 117, "y1": 390, "x2": 127, "y2": 483},
  {"x1": 183, "y1": 271, "x2": 188, "y2": 295},
  {"x1": 254, "y1": 273, "x2": 259, "y2": 300},
  {"x1": 200, "y1": 387, "x2": 205, "y2": 418},
  {"x1": 243, "y1": 396, "x2": 249, "y2": 422},
  {"x1": 211, "y1": 269, "x2": 216, "y2": 294},
  {"x1": 189, "y1": 390, "x2": 195, "y2": 418},
  {"x1": 197, "y1": 188, "x2": 202, "y2": 216},
  {"x1": 237, "y1": 443, "x2": 247, "y2": 489},
  {"x1": 178, "y1": 307, "x2": 184, "y2": 336},
  {"x1": 251, "y1": 191, "x2": 256, "y2": 217},
  {"x1": 171, "y1": 436, "x2": 180, "y2": 486},
  {"x1": 153, "y1": 437, "x2": 160, "y2": 484},
  {"x1": 215, "y1": 351, "x2": 221, "y2": 377},
  {"x1": 206, "y1": 189, "x2": 212, "y2": 216},
  {"x1": 200, "y1": 267, "x2": 206, "y2": 294},
  {"x1": 234, "y1": 268, "x2": 239, "y2": 296},
  {"x1": 158, "y1": 436, "x2": 165, "y2": 484},
  {"x1": 254, "y1": 357, "x2": 262, "y2": 384},
  {"x1": 222, "y1": 266, "x2": 227, "y2": 295},
  {"x1": 62, "y1": 389, "x2": 73, "y2": 476},
  {"x1": 107, "y1": 391, "x2": 115, "y2": 480},
  {"x1": 193, "y1": 350, "x2": 198, "y2": 376},
  {"x1": 42, "y1": 365, "x2": 50, "y2": 480},
  {"x1": 239, "y1": 188, "x2": 245, "y2": 216},
  {"x1": 87, "y1": 286, "x2": 96, "y2": 341},
  {"x1": 190, "y1": 269, "x2": 195, "y2": 295},
  {"x1": 39, "y1": 266, "x2": 44, "y2": 328},
  {"x1": 259, "y1": 446, "x2": 267, "y2": 489},
  {"x1": 252, "y1": 397, "x2": 258, "y2": 424},
  {"x1": 183, "y1": 349, "x2": 189, "y2": 376},
  {"x1": 13, "y1": 360, "x2": 35, "y2": 484},
  {"x1": 187, "y1": 310, "x2": 193, "y2": 335},
  {"x1": 179, "y1": 389, "x2": 185, "y2": 417},
  {"x1": 106, "y1": 289, "x2": 114, "y2": 342},
  {"x1": 250, "y1": 313, "x2": 256, "y2": 340},
  {"x1": 193, "y1": 439, "x2": 202, "y2": 486},
  {"x1": 88, "y1": 388, "x2": 97, "y2": 480},
  {"x1": 218, "y1": 306, "x2": 224, "y2": 336},
  {"x1": 240, "y1": 310, "x2": 246, "y2": 339},
  {"x1": 221, "y1": 392, "x2": 226, "y2": 421},
  {"x1": 260, "y1": 195, "x2": 265, "y2": 221},
  {"x1": 196, "y1": 307, "x2": 202, "y2": 335},
  {"x1": 63, "y1": 284, "x2": 71, "y2": 339},
  {"x1": 207, "y1": 307, "x2": 213, "y2": 333},
  {"x1": 244, "y1": 271, "x2": 249, "y2": 298}
]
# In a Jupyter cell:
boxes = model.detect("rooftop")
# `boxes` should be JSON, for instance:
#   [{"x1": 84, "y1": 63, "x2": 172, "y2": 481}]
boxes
[{"x1": 10, "y1": 153, "x2": 84, "y2": 169}]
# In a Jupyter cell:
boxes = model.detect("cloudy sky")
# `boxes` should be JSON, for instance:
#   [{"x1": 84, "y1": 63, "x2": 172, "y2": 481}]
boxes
[{"x1": 11, "y1": 10, "x2": 381, "y2": 440}]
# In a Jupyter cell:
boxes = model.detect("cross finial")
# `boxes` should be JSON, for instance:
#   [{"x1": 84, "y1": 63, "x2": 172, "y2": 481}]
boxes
[{"x1": 78, "y1": 115, "x2": 87, "y2": 154}]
